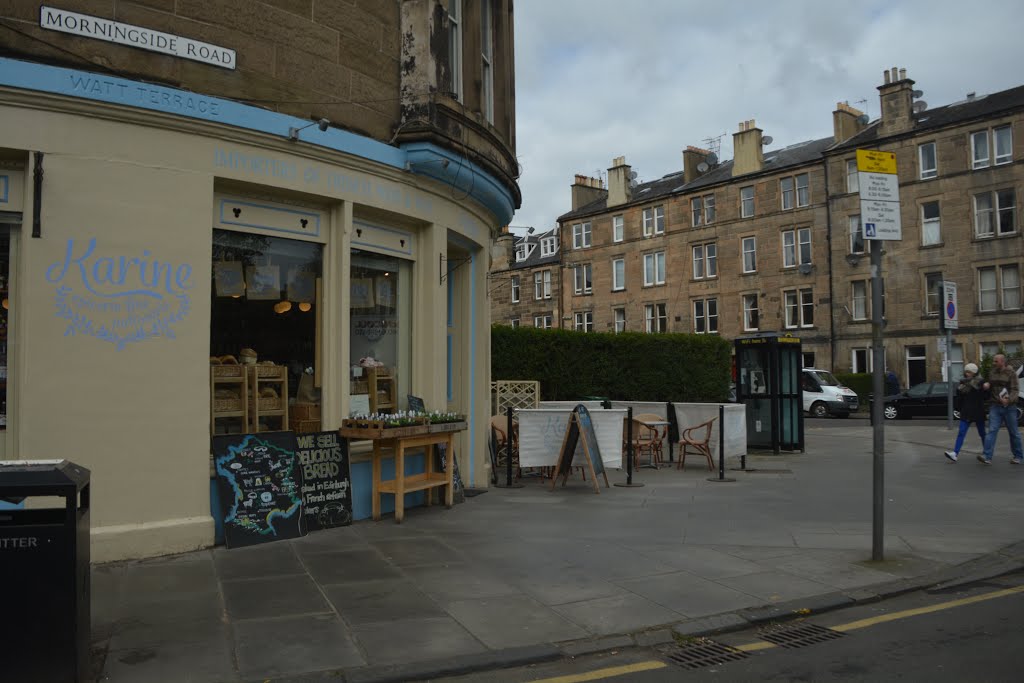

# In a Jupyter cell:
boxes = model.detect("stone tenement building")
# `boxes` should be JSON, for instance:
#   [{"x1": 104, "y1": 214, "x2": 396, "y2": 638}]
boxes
[
  {"x1": 494, "y1": 67, "x2": 1022, "y2": 383},
  {"x1": 490, "y1": 226, "x2": 562, "y2": 329},
  {"x1": 0, "y1": 1, "x2": 519, "y2": 561}
]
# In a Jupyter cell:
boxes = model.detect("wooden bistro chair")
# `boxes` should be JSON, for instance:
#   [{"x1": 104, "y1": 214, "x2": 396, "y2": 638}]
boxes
[
  {"x1": 634, "y1": 413, "x2": 667, "y2": 466},
  {"x1": 490, "y1": 414, "x2": 521, "y2": 480},
  {"x1": 624, "y1": 417, "x2": 659, "y2": 469},
  {"x1": 677, "y1": 417, "x2": 717, "y2": 471}
]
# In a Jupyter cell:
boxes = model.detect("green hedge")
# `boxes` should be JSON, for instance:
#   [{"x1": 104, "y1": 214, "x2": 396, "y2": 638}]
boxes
[
  {"x1": 835, "y1": 373, "x2": 872, "y2": 410},
  {"x1": 491, "y1": 326, "x2": 731, "y2": 402}
]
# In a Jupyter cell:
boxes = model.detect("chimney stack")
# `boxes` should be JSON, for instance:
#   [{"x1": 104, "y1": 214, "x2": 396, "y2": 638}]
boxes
[
  {"x1": 683, "y1": 146, "x2": 711, "y2": 183},
  {"x1": 877, "y1": 66, "x2": 915, "y2": 136},
  {"x1": 732, "y1": 119, "x2": 764, "y2": 177},
  {"x1": 570, "y1": 173, "x2": 607, "y2": 211},
  {"x1": 833, "y1": 102, "x2": 867, "y2": 143},
  {"x1": 607, "y1": 156, "x2": 633, "y2": 207}
]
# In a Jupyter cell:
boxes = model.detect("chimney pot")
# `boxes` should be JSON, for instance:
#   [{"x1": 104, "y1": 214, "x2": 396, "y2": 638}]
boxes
[
  {"x1": 899, "y1": 68, "x2": 907, "y2": 80},
  {"x1": 883, "y1": 70, "x2": 890, "y2": 85}
]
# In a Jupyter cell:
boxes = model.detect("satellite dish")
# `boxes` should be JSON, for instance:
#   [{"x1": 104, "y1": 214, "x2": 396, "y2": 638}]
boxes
[
  {"x1": 912, "y1": 89, "x2": 924, "y2": 99},
  {"x1": 762, "y1": 135, "x2": 773, "y2": 146},
  {"x1": 628, "y1": 170, "x2": 638, "y2": 180},
  {"x1": 629, "y1": 179, "x2": 638, "y2": 189},
  {"x1": 706, "y1": 152, "x2": 719, "y2": 165},
  {"x1": 697, "y1": 162, "x2": 709, "y2": 173},
  {"x1": 912, "y1": 101, "x2": 928, "y2": 113},
  {"x1": 857, "y1": 114, "x2": 870, "y2": 125}
]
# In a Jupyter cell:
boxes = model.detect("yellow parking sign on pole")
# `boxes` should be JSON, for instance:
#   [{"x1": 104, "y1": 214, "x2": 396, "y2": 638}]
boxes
[{"x1": 856, "y1": 149, "x2": 898, "y2": 174}]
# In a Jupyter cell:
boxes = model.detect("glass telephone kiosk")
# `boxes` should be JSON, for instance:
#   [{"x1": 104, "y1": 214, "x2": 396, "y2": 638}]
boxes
[{"x1": 734, "y1": 333, "x2": 804, "y2": 453}]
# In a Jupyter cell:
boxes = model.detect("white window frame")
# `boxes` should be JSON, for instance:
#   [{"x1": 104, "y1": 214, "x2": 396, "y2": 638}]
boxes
[
  {"x1": 644, "y1": 303, "x2": 667, "y2": 333},
  {"x1": 704, "y1": 194, "x2": 716, "y2": 224},
  {"x1": 846, "y1": 159, "x2": 859, "y2": 193},
  {"x1": 796, "y1": 173, "x2": 810, "y2": 207},
  {"x1": 783, "y1": 228, "x2": 811, "y2": 268},
  {"x1": 573, "y1": 311, "x2": 593, "y2": 332},
  {"x1": 742, "y1": 293, "x2": 759, "y2": 331},
  {"x1": 921, "y1": 201, "x2": 941, "y2": 246},
  {"x1": 979, "y1": 267, "x2": 997, "y2": 312},
  {"x1": 447, "y1": 0, "x2": 463, "y2": 101},
  {"x1": 573, "y1": 263, "x2": 592, "y2": 295},
  {"x1": 510, "y1": 318, "x2": 520, "y2": 328},
  {"x1": 692, "y1": 243, "x2": 717, "y2": 280},
  {"x1": 691, "y1": 196, "x2": 703, "y2": 227},
  {"x1": 780, "y1": 176, "x2": 794, "y2": 210},
  {"x1": 642, "y1": 206, "x2": 665, "y2": 236},
  {"x1": 919, "y1": 142, "x2": 937, "y2": 180},
  {"x1": 851, "y1": 347, "x2": 872, "y2": 373},
  {"x1": 534, "y1": 270, "x2": 551, "y2": 300},
  {"x1": 510, "y1": 275, "x2": 520, "y2": 303},
  {"x1": 479, "y1": 0, "x2": 494, "y2": 123},
  {"x1": 613, "y1": 307, "x2": 626, "y2": 333},
  {"x1": 975, "y1": 190, "x2": 1017, "y2": 237},
  {"x1": 784, "y1": 290, "x2": 799, "y2": 329},
  {"x1": 572, "y1": 222, "x2": 592, "y2": 249},
  {"x1": 540, "y1": 236, "x2": 557, "y2": 257},
  {"x1": 851, "y1": 280, "x2": 868, "y2": 320},
  {"x1": 1001, "y1": 264, "x2": 1021, "y2": 310},
  {"x1": 740, "y1": 185, "x2": 754, "y2": 218},
  {"x1": 742, "y1": 236, "x2": 757, "y2": 273},
  {"x1": 972, "y1": 130, "x2": 990, "y2": 169},
  {"x1": 994, "y1": 125, "x2": 1013, "y2": 165},
  {"x1": 925, "y1": 272, "x2": 943, "y2": 315},
  {"x1": 612, "y1": 215, "x2": 624, "y2": 243},
  {"x1": 643, "y1": 251, "x2": 665, "y2": 286},
  {"x1": 534, "y1": 314, "x2": 552, "y2": 329},
  {"x1": 515, "y1": 244, "x2": 528, "y2": 262},
  {"x1": 849, "y1": 215, "x2": 864, "y2": 254},
  {"x1": 612, "y1": 257, "x2": 625, "y2": 291},
  {"x1": 693, "y1": 298, "x2": 718, "y2": 334}
]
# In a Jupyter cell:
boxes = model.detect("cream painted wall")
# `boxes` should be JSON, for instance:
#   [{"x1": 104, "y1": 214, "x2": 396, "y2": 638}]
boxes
[{"x1": 0, "y1": 97, "x2": 498, "y2": 561}]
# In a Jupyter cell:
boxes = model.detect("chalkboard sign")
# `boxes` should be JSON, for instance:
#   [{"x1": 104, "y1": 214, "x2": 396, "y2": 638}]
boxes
[
  {"x1": 551, "y1": 405, "x2": 609, "y2": 493},
  {"x1": 213, "y1": 431, "x2": 306, "y2": 548},
  {"x1": 296, "y1": 431, "x2": 352, "y2": 530},
  {"x1": 436, "y1": 444, "x2": 465, "y2": 504},
  {"x1": 407, "y1": 394, "x2": 425, "y2": 413}
]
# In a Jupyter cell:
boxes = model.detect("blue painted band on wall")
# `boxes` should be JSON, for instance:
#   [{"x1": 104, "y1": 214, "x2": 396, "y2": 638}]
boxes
[{"x1": 0, "y1": 57, "x2": 516, "y2": 225}]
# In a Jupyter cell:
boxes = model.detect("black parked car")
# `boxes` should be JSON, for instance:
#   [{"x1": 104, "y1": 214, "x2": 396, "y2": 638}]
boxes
[{"x1": 879, "y1": 382, "x2": 960, "y2": 420}]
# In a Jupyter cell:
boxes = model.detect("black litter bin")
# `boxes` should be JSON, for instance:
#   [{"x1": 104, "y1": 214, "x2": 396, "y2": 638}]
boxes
[{"x1": 0, "y1": 460, "x2": 91, "y2": 683}]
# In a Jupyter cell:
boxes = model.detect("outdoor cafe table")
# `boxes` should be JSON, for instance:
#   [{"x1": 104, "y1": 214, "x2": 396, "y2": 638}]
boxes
[{"x1": 636, "y1": 419, "x2": 670, "y2": 468}]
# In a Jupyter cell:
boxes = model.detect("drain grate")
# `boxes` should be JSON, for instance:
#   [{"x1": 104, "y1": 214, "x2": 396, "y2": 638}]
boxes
[
  {"x1": 664, "y1": 638, "x2": 749, "y2": 669},
  {"x1": 758, "y1": 622, "x2": 845, "y2": 649}
]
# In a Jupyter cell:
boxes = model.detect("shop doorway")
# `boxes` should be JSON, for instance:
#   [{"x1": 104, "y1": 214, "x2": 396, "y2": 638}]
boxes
[{"x1": 905, "y1": 345, "x2": 927, "y2": 387}]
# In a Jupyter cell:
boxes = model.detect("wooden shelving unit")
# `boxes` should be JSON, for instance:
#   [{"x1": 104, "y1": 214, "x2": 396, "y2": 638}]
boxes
[
  {"x1": 249, "y1": 365, "x2": 289, "y2": 432},
  {"x1": 210, "y1": 365, "x2": 249, "y2": 435},
  {"x1": 367, "y1": 366, "x2": 396, "y2": 414}
]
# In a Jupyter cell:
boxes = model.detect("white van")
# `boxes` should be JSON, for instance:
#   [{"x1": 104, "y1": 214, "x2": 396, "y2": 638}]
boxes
[{"x1": 802, "y1": 368, "x2": 860, "y2": 418}]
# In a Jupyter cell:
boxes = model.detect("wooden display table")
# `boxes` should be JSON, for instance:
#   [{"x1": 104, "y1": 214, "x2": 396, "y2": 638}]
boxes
[{"x1": 339, "y1": 423, "x2": 466, "y2": 523}]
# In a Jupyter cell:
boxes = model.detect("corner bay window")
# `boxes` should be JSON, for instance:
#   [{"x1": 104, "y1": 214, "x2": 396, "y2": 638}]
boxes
[{"x1": 211, "y1": 229, "x2": 324, "y2": 434}]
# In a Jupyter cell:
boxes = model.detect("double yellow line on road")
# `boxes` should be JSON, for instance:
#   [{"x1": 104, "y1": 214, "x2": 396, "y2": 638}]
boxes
[{"x1": 530, "y1": 584, "x2": 1024, "y2": 682}]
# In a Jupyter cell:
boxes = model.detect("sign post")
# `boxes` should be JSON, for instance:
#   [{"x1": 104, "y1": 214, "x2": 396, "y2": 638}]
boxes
[
  {"x1": 942, "y1": 281, "x2": 959, "y2": 430},
  {"x1": 858, "y1": 149, "x2": 900, "y2": 562}
]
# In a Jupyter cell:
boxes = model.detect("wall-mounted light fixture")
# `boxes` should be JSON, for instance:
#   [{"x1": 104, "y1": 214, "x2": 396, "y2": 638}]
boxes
[{"x1": 288, "y1": 118, "x2": 330, "y2": 141}]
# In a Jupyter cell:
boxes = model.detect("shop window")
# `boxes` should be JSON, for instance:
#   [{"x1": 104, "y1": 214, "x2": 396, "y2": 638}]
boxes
[
  {"x1": 0, "y1": 226, "x2": 9, "y2": 433},
  {"x1": 350, "y1": 250, "x2": 412, "y2": 415},
  {"x1": 211, "y1": 229, "x2": 323, "y2": 434}
]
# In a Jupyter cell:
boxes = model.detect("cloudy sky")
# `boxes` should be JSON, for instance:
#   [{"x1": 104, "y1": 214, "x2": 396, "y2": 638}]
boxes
[{"x1": 511, "y1": 0, "x2": 1024, "y2": 231}]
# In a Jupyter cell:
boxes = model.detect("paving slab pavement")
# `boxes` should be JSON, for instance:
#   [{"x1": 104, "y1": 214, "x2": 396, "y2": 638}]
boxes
[{"x1": 90, "y1": 421, "x2": 1024, "y2": 682}]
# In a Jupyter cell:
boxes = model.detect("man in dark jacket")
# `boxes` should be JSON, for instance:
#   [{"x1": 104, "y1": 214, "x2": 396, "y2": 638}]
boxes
[
  {"x1": 978, "y1": 354, "x2": 1023, "y2": 465},
  {"x1": 944, "y1": 363, "x2": 986, "y2": 462}
]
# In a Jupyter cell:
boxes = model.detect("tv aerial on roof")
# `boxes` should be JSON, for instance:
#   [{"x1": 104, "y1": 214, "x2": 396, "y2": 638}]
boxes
[
  {"x1": 761, "y1": 135, "x2": 773, "y2": 146},
  {"x1": 696, "y1": 162, "x2": 710, "y2": 173}
]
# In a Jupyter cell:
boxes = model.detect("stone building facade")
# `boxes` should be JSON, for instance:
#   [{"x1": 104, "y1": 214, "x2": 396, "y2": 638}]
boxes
[
  {"x1": 512, "y1": 67, "x2": 1024, "y2": 384},
  {"x1": 0, "y1": 0, "x2": 519, "y2": 561},
  {"x1": 489, "y1": 227, "x2": 562, "y2": 329}
]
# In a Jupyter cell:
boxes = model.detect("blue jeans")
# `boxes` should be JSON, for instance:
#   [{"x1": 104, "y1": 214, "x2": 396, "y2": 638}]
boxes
[
  {"x1": 952, "y1": 419, "x2": 985, "y2": 454},
  {"x1": 982, "y1": 404, "x2": 1023, "y2": 462}
]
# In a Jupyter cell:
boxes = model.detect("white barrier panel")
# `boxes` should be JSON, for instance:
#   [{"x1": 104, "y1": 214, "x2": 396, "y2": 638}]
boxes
[
  {"x1": 518, "y1": 408, "x2": 626, "y2": 470},
  {"x1": 673, "y1": 403, "x2": 747, "y2": 457},
  {"x1": 609, "y1": 401, "x2": 668, "y2": 421}
]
